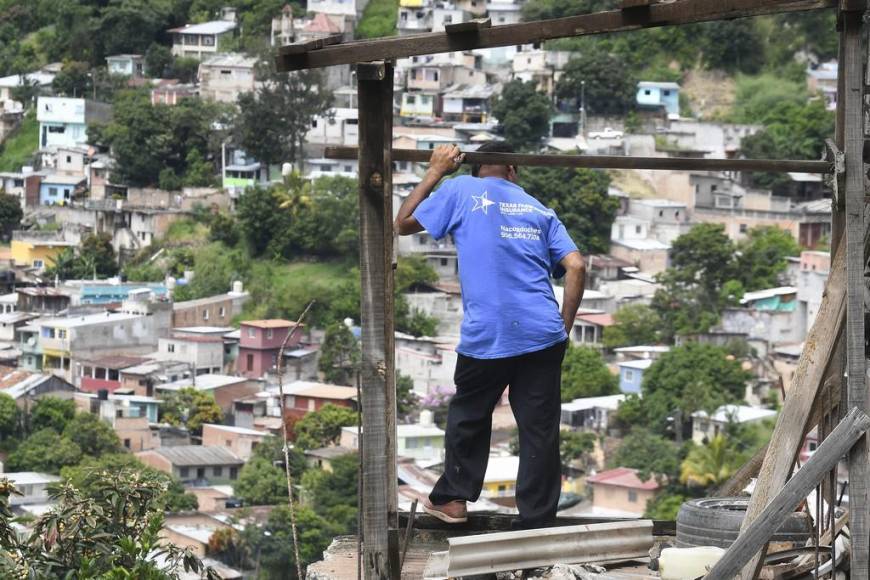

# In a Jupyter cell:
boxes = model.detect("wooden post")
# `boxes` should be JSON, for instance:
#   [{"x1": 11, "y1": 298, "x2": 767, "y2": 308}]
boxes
[
  {"x1": 842, "y1": 8, "x2": 869, "y2": 578},
  {"x1": 357, "y1": 60, "x2": 399, "y2": 580}
]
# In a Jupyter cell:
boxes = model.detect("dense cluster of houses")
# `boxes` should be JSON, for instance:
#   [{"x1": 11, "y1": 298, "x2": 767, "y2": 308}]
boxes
[{"x1": 0, "y1": 1, "x2": 841, "y2": 559}]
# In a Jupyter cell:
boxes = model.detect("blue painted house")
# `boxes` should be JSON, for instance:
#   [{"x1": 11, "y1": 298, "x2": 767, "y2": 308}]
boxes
[
  {"x1": 39, "y1": 174, "x2": 85, "y2": 206},
  {"x1": 617, "y1": 359, "x2": 654, "y2": 394},
  {"x1": 636, "y1": 81, "x2": 681, "y2": 117}
]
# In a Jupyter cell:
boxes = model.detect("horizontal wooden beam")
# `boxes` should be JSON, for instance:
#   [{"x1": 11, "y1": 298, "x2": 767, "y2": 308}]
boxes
[
  {"x1": 324, "y1": 146, "x2": 834, "y2": 173},
  {"x1": 276, "y1": 0, "x2": 835, "y2": 71}
]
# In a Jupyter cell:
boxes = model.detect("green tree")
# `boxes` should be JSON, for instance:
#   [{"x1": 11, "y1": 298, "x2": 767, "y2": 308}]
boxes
[
  {"x1": 301, "y1": 453, "x2": 359, "y2": 531},
  {"x1": 318, "y1": 323, "x2": 360, "y2": 385},
  {"x1": 252, "y1": 505, "x2": 343, "y2": 578},
  {"x1": 522, "y1": 0, "x2": 615, "y2": 20},
  {"x1": 735, "y1": 226, "x2": 801, "y2": 290},
  {"x1": 602, "y1": 304, "x2": 662, "y2": 349},
  {"x1": 641, "y1": 342, "x2": 752, "y2": 435},
  {"x1": 169, "y1": 56, "x2": 201, "y2": 84},
  {"x1": 698, "y1": 19, "x2": 764, "y2": 74},
  {"x1": 60, "y1": 453, "x2": 199, "y2": 512},
  {"x1": 560, "y1": 430, "x2": 596, "y2": 472},
  {"x1": 52, "y1": 61, "x2": 92, "y2": 97},
  {"x1": 680, "y1": 435, "x2": 744, "y2": 488},
  {"x1": 62, "y1": 413, "x2": 121, "y2": 457},
  {"x1": 159, "y1": 387, "x2": 223, "y2": 436},
  {"x1": 0, "y1": 195, "x2": 22, "y2": 241},
  {"x1": 30, "y1": 396, "x2": 77, "y2": 433},
  {"x1": 236, "y1": 185, "x2": 291, "y2": 256},
  {"x1": 235, "y1": 62, "x2": 332, "y2": 169},
  {"x1": 0, "y1": 394, "x2": 18, "y2": 441},
  {"x1": 490, "y1": 80, "x2": 553, "y2": 150},
  {"x1": 396, "y1": 373, "x2": 419, "y2": 420},
  {"x1": 517, "y1": 166, "x2": 618, "y2": 254},
  {"x1": 293, "y1": 403, "x2": 358, "y2": 450},
  {"x1": 145, "y1": 43, "x2": 173, "y2": 77},
  {"x1": 609, "y1": 427, "x2": 681, "y2": 481},
  {"x1": 180, "y1": 242, "x2": 249, "y2": 300},
  {"x1": 561, "y1": 344, "x2": 619, "y2": 402},
  {"x1": 644, "y1": 490, "x2": 688, "y2": 520},
  {"x1": 7, "y1": 429, "x2": 82, "y2": 473},
  {"x1": 357, "y1": 0, "x2": 399, "y2": 38},
  {"x1": 234, "y1": 457, "x2": 288, "y2": 506},
  {"x1": 182, "y1": 147, "x2": 215, "y2": 187},
  {"x1": 0, "y1": 469, "x2": 215, "y2": 578},
  {"x1": 556, "y1": 47, "x2": 637, "y2": 115},
  {"x1": 80, "y1": 232, "x2": 119, "y2": 277}
]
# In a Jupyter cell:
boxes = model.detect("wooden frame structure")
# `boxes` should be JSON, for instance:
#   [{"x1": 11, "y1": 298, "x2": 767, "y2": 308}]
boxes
[{"x1": 276, "y1": 1, "x2": 870, "y2": 578}]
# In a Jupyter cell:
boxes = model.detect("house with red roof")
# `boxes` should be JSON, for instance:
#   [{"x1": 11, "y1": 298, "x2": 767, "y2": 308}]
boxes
[
  {"x1": 570, "y1": 311, "x2": 614, "y2": 347},
  {"x1": 585, "y1": 467, "x2": 661, "y2": 517}
]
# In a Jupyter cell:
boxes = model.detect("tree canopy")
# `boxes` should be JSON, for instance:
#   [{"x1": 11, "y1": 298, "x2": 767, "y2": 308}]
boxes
[
  {"x1": 560, "y1": 344, "x2": 619, "y2": 402},
  {"x1": 293, "y1": 404, "x2": 358, "y2": 450},
  {"x1": 490, "y1": 80, "x2": 553, "y2": 150},
  {"x1": 602, "y1": 304, "x2": 662, "y2": 349},
  {"x1": 159, "y1": 387, "x2": 223, "y2": 436},
  {"x1": 556, "y1": 48, "x2": 637, "y2": 116}
]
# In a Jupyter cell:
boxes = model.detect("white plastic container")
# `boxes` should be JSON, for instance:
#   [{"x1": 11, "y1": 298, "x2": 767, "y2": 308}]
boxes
[{"x1": 659, "y1": 546, "x2": 726, "y2": 580}]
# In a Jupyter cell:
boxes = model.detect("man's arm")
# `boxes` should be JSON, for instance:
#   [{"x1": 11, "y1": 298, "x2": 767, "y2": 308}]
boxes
[
  {"x1": 394, "y1": 144, "x2": 464, "y2": 236},
  {"x1": 559, "y1": 251, "x2": 586, "y2": 335}
]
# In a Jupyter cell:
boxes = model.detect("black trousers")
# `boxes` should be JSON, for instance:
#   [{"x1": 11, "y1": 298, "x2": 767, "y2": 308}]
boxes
[{"x1": 429, "y1": 339, "x2": 568, "y2": 529}]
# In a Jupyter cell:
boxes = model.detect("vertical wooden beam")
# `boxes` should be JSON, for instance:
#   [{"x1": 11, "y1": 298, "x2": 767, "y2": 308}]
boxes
[
  {"x1": 357, "y1": 60, "x2": 399, "y2": 580},
  {"x1": 842, "y1": 9, "x2": 869, "y2": 578}
]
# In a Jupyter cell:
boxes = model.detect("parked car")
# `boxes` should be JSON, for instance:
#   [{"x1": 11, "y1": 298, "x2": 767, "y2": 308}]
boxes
[{"x1": 589, "y1": 127, "x2": 624, "y2": 140}]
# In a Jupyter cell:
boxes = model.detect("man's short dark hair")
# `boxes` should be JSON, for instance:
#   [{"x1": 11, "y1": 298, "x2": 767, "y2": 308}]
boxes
[{"x1": 471, "y1": 140, "x2": 516, "y2": 177}]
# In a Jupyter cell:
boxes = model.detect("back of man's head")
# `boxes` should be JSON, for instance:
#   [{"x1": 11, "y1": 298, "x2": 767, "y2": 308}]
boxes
[{"x1": 471, "y1": 141, "x2": 516, "y2": 178}]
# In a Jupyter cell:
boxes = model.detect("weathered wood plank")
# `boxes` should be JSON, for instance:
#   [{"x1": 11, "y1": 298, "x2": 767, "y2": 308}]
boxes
[
  {"x1": 324, "y1": 146, "x2": 832, "y2": 174},
  {"x1": 357, "y1": 61, "x2": 398, "y2": 580},
  {"x1": 841, "y1": 11, "x2": 869, "y2": 579},
  {"x1": 276, "y1": 0, "x2": 836, "y2": 71},
  {"x1": 707, "y1": 408, "x2": 870, "y2": 580},
  {"x1": 736, "y1": 243, "x2": 846, "y2": 579},
  {"x1": 444, "y1": 18, "x2": 491, "y2": 33}
]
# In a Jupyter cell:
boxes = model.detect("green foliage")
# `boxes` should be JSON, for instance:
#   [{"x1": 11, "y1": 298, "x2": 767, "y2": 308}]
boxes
[
  {"x1": 94, "y1": 90, "x2": 228, "y2": 188},
  {"x1": 640, "y1": 342, "x2": 752, "y2": 435},
  {"x1": 235, "y1": 65, "x2": 332, "y2": 168},
  {"x1": 145, "y1": 43, "x2": 173, "y2": 77},
  {"x1": 0, "y1": 394, "x2": 18, "y2": 441},
  {"x1": 490, "y1": 80, "x2": 553, "y2": 150},
  {"x1": 7, "y1": 428, "x2": 82, "y2": 473},
  {"x1": 52, "y1": 60, "x2": 92, "y2": 97},
  {"x1": 644, "y1": 490, "x2": 688, "y2": 520},
  {"x1": 234, "y1": 457, "x2": 288, "y2": 506},
  {"x1": 318, "y1": 323, "x2": 360, "y2": 385},
  {"x1": 62, "y1": 413, "x2": 122, "y2": 457},
  {"x1": 602, "y1": 304, "x2": 662, "y2": 349},
  {"x1": 124, "y1": 261, "x2": 166, "y2": 282},
  {"x1": 556, "y1": 48, "x2": 637, "y2": 116},
  {"x1": 301, "y1": 453, "x2": 359, "y2": 531},
  {"x1": 60, "y1": 453, "x2": 199, "y2": 513},
  {"x1": 522, "y1": 0, "x2": 615, "y2": 20},
  {"x1": 697, "y1": 20, "x2": 764, "y2": 74},
  {"x1": 560, "y1": 344, "x2": 619, "y2": 402},
  {"x1": 396, "y1": 374, "x2": 420, "y2": 420},
  {"x1": 560, "y1": 430, "x2": 596, "y2": 471},
  {"x1": 735, "y1": 226, "x2": 801, "y2": 290},
  {"x1": 46, "y1": 233, "x2": 119, "y2": 281},
  {"x1": 177, "y1": 242, "x2": 249, "y2": 300},
  {"x1": 0, "y1": 110, "x2": 38, "y2": 171},
  {"x1": 159, "y1": 387, "x2": 223, "y2": 436},
  {"x1": 357, "y1": 0, "x2": 399, "y2": 38},
  {"x1": 517, "y1": 166, "x2": 617, "y2": 254},
  {"x1": 0, "y1": 469, "x2": 215, "y2": 578},
  {"x1": 252, "y1": 505, "x2": 343, "y2": 578},
  {"x1": 0, "y1": 194, "x2": 22, "y2": 241},
  {"x1": 680, "y1": 435, "x2": 744, "y2": 488},
  {"x1": 31, "y1": 396, "x2": 77, "y2": 433},
  {"x1": 609, "y1": 427, "x2": 681, "y2": 481},
  {"x1": 293, "y1": 404, "x2": 358, "y2": 450},
  {"x1": 728, "y1": 74, "x2": 807, "y2": 124}
]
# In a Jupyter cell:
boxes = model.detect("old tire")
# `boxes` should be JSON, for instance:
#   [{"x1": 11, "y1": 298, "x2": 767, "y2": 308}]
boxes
[{"x1": 676, "y1": 497, "x2": 812, "y2": 549}]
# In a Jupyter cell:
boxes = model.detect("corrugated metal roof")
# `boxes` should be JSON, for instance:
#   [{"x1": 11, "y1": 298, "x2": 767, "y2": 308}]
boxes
[
  {"x1": 587, "y1": 467, "x2": 660, "y2": 491},
  {"x1": 168, "y1": 20, "x2": 237, "y2": 35},
  {"x1": 153, "y1": 445, "x2": 243, "y2": 467}
]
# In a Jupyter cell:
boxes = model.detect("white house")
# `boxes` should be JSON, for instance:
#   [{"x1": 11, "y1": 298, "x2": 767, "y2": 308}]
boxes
[
  {"x1": 197, "y1": 53, "x2": 258, "y2": 103},
  {"x1": 36, "y1": 97, "x2": 112, "y2": 149},
  {"x1": 560, "y1": 394, "x2": 626, "y2": 432},
  {"x1": 341, "y1": 410, "x2": 445, "y2": 464},
  {"x1": 5, "y1": 472, "x2": 62, "y2": 506},
  {"x1": 691, "y1": 404, "x2": 777, "y2": 444},
  {"x1": 308, "y1": 0, "x2": 370, "y2": 18},
  {"x1": 0, "y1": 68, "x2": 56, "y2": 112},
  {"x1": 106, "y1": 54, "x2": 145, "y2": 78},
  {"x1": 168, "y1": 20, "x2": 238, "y2": 59},
  {"x1": 486, "y1": 0, "x2": 523, "y2": 25}
]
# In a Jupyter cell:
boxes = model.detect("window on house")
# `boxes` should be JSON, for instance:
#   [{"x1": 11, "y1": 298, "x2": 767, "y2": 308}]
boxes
[
  {"x1": 66, "y1": 156, "x2": 71, "y2": 164},
  {"x1": 123, "y1": 438, "x2": 131, "y2": 449},
  {"x1": 213, "y1": 466, "x2": 223, "y2": 477},
  {"x1": 180, "y1": 467, "x2": 189, "y2": 478},
  {"x1": 663, "y1": 90, "x2": 670, "y2": 96},
  {"x1": 311, "y1": 119, "x2": 318, "y2": 128},
  {"x1": 267, "y1": 329, "x2": 273, "y2": 339},
  {"x1": 739, "y1": 224, "x2": 748, "y2": 233},
  {"x1": 196, "y1": 468, "x2": 205, "y2": 479},
  {"x1": 219, "y1": 307, "x2": 226, "y2": 318},
  {"x1": 711, "y1": 184, "x2": 718, "y2": 192},
  {"x1": 201, "y1": 35, "x2": 215, "y2": 46},
  {"x1": 433, "y1": 71, "x2": 439, "y2": 81},
  {"x1": 48, "y1": 126, "x2": 65, "y2": 133},
  {"x1": 644, "y1": 89, "x2": 651, "y2": 95},
  {"x1": 406, "y1": 95, "x2": 416, "y2": 104},
  {"x1": 635, "y1": 225, "x2": 641, "y2": 234},
  {"x1": 659, "y1": 210, "x2": 663, "y2": 217},
  {"x1": 440, "y1": 258, "x2": 448, "y2": 266},
  {"x1": 247, "y1": 327, "x2": 256, "y2": 338},
  {"x1": 13, "y1": 179, "x2": 23, "y2": 187},
  {"x1": 444, "y1": 15, "x2": 452, "y2": 23},
  {"x1": 628, "y1": 490, "x2": 638, "y2": 502},
  {"x1": 203, "y1": 309, "x2": 209, "y2": 320},
  {"x1": 57, "y1": 329, "x2": 67, "y2": 339},
  {"x1": 33, "y1": 259, "x2": 44, "y2": 268},
  {"x1": 168, "y1": 343, "x2": 175, "y2": 353},
  {"x1": 229, "y1": 467, "x2": 238, "y2": 479},
  {"x1": 48, "y1": 187, "x2": 58, "y2": 196},
  {"x1": 246, "y1": 353, "x2": 254, "y2": 370},
  {"x1": 624, "y1": 370, "x2": 634, "y2": 382}
]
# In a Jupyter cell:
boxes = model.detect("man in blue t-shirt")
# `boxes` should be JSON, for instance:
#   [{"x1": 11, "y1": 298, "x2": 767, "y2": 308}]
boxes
[{"x1": 394, "y1": 141, "x2": 586, "y2": 529}]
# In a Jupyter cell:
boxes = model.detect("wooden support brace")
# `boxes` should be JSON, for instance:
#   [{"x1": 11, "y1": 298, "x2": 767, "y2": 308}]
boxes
[
  {"x1": 445, "y1": 18, "x2": 491, "y2": 33},
  {"x1": 277, "y1": 34, "x2": 344, "y2": 56},
  {"x1": 736, "y1": 243, "x2": 847, "y2": 579},
  {"x1": 706, "y1": 407, "x2": 870, "y2": 580}
]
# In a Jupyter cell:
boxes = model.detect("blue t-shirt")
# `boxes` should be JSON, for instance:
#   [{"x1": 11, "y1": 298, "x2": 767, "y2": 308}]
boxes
[{"x1": 413, "y1": 175, "x2": 578, "y2": 359}]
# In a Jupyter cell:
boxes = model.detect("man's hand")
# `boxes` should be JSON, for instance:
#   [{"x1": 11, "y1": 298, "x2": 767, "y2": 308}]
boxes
[{"x1": 428, "y1": 144, "x2": 464, "y2": 178}]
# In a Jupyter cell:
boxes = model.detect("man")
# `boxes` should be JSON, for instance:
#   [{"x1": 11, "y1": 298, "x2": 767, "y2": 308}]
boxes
[{"x1": 394, "y1": 141, "x2": 586, "y2": 529}]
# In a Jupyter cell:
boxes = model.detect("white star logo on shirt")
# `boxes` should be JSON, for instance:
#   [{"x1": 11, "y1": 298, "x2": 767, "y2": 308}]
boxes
[{"x1": 472, "y1": 190, "x2": 495, "y2": 214}]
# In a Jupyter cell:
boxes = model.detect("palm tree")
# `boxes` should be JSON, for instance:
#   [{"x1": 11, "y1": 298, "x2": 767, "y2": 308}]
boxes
[{"x1": 680, "y1": 435, "x2": 742, "y2": 488}]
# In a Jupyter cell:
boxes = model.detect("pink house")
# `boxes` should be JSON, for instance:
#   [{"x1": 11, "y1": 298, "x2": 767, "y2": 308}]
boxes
[{"x1": 237, "y1": 319, "x2": 301, "y2": 378}]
